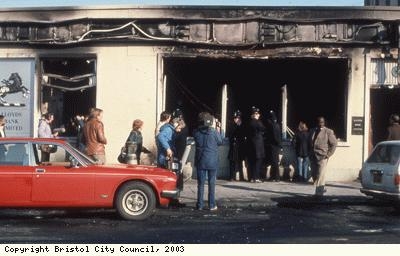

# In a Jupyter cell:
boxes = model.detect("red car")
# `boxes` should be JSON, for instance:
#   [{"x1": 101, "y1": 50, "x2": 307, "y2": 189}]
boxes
[{"x1": 0, "y1": 137, "x2": 179, "y2": 220}]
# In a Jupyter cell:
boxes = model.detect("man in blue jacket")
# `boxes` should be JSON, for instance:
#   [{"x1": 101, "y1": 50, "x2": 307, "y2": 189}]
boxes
[
  {"x1": 156, "y1": 117, "x2": 181, "y2": 169},
  {"x1": 193, "y1": 112, "x2": 223, "y2": 211}
]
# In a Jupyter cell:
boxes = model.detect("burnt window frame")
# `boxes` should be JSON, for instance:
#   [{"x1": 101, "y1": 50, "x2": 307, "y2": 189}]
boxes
[
  {"x1": 163, "y1": 55, "x2": 350, "y2": 143},
  {"x1": 38, "y1": 55, "x2": 97, "y2": 138}
]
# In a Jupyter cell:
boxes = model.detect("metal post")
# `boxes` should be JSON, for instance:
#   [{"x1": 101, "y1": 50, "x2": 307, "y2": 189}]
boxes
[
  {"x1": 221, "y1": 83, "x2": 228, "y2": 137},
  {"x1": 281, "y1": 84, "x2": 287, "y2": 140},
  {"x1": 398, "y1": 24, "x2": 400, "y2": 86}
]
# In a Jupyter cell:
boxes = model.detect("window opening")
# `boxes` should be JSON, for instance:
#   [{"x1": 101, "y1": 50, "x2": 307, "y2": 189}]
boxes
[{"x1": 40, "y1": 57, "x2": 96, "y2": 143}]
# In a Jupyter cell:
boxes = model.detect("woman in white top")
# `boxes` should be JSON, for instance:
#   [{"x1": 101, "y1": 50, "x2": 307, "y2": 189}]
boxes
[{"x1": 0, "y1": 115, "x2": 5, "y2": 138}]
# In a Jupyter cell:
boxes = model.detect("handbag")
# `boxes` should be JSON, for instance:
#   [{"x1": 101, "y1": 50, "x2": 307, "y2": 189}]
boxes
[{"x1": 117, "y1": 146, "x2": 127, "y2": 163}]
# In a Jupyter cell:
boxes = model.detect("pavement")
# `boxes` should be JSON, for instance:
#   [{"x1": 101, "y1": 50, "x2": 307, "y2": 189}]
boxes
[{"x1": 178, "y1": 178, "x2": 366, "y2": 209}]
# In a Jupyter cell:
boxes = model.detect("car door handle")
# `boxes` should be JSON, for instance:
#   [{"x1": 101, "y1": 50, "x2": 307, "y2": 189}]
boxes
[{"x1": 35, "y1": 168, "x2": 46, "y2": 173}]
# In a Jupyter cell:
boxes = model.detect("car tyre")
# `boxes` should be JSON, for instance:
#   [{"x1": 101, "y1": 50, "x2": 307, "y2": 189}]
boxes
[{"x1": 116, "y1": 181, "x2": 156, "y2": 220}]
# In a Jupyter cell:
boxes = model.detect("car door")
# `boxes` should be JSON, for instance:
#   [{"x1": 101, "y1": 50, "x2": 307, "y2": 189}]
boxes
[
  {"x1": 31, "y1": 143, "x2": 95, "y2": 206},
  {"x1": 0, "y1": 141, "x2": 33, "y2": 205}
]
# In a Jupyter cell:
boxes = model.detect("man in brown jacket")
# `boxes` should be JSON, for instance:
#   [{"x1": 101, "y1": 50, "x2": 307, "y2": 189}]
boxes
[
  {"x1": 84, "y1": 108, "x2": 107, "y2": 164},
  {"x1": 310, "y1": 116, "x2": 337, "y2": 197}
]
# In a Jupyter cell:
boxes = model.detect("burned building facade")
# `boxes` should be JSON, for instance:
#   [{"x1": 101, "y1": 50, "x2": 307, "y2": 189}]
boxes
[{"x1": 0, "y1": 5, "x2": 398, "y2": 181}]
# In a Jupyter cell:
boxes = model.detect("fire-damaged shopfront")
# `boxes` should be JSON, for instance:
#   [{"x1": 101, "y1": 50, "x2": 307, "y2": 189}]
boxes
[{"x1": 0, "y1": 5, "x2": 399, "y2": 181}]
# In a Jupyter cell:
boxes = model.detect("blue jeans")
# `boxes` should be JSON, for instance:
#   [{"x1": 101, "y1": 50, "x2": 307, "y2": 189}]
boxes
[
  {"x1": 297, "y1": 156, "x2": 310, "y2": 180},
  {"x1": 196, "y1": 168, "x2": 217, "y2": 209}
]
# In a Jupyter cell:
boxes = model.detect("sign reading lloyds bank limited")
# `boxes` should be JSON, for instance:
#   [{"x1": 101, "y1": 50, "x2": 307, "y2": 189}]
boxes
[{"x1": 0, "y1": 59, "x2": 34, "y2": 137}]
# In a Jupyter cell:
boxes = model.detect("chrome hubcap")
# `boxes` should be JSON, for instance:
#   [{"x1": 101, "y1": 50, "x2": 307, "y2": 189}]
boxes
[{"x1": 123, "y1": 190, "x2": 148, "y2": 216}]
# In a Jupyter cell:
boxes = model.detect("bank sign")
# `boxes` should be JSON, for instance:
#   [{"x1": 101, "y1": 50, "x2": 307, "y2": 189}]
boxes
[{"x1": 0, "y1": 59, "x2": 34, "y2": 137}]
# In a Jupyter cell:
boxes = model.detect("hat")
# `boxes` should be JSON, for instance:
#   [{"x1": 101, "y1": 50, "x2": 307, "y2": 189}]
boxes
[
  {"x1": 233, "y1": 110, "x2": 242, "y2": 118},
  {"x1": 251, "y1": 106, "x2": 260, "y2": 114},
  {"x1": 268, "y1": 110, "x2": 277, "y2": 121},
  {"x1": 172, "y1": 108, "x2": 183, "y2": 118},
  {"x1": 391, "y1": 114, "x2": 400, "y2": 123}
]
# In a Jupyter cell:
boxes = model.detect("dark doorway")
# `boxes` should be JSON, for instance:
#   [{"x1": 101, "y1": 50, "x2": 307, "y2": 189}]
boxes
[
  {"x1": 40, "y1": 57, "x2": 96, "y2": 137},
  {"x1": 370, "y1": 88, "x2": 400, "y2": 147},
  {"x1": 164, "y1": 57, "x2": 348, "y2": 140}
]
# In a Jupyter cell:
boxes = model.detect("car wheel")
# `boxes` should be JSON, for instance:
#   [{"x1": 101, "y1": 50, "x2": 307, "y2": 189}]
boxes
[{"x1": 116, "y1": 181, "x2": 156, "y2": 220}]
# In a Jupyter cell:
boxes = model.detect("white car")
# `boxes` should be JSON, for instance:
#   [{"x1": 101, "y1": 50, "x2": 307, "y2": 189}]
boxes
[{"x1": 360, "y1": 140, "x2": 400, "y2": 203}]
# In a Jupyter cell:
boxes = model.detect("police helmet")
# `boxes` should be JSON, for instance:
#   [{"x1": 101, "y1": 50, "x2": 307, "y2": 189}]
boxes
[
  {"x1": 233, "y1": 110, "x2": 242, "y2": 118},
  {"x1": 251, "y1": 106, "x2": 260, "y2": 115},
  {"x1": 390, "y1": 114, "x2": 400, "y2": 123}
]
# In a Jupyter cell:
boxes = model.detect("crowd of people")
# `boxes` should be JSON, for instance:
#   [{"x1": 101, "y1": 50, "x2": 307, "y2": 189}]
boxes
[
  {"x1": 1, "y1": 106, "x2": 339, "y2": 206},
  {"x1": 10, "y1": 106, "x2": 400, "y2": 208},
  {"x1": 227, "y1": 107, "x2": 338, "y2": 198},
  {"x1": 1, "y1": 106, "x2": 400, "y2": 215},
  {"x1": 35, "y1": 108, "x2": 108, "y2": 164},
  {"x1": 101, "y1": 105, "x2": 339, "y2": 202}
]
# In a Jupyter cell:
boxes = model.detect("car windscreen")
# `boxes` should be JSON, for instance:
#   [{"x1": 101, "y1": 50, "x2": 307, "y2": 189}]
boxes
[
  {"x1": 66, "y1": 144, "x2": 96, "y2": 165},
  {"x1": 367, "y1": 144, "x2": 400, "y2": 165}
]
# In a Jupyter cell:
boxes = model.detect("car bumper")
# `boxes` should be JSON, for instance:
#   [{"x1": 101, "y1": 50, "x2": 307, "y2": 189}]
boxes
[
  {"x1": 360, "y1": 188, "x2": 400, "y2": 200},
  {"x1": 161, "y1": 189, "x2": 180, "y2": 199}
]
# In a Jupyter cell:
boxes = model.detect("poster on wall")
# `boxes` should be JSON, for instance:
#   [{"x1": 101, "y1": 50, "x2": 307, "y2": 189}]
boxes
[{"x1": 0, "y1": 59, "x2": 34, "y2": 137}]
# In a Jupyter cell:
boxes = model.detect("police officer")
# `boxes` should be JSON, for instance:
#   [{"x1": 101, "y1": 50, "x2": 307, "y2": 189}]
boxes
[
  {"x1": 264, "y1": 110, "x2": 282, "y2": 182},
  {"x1": 171, "y1": 108, "x2": 189, "y2": 191},
  {"x1": 228, "y1": 110, "x2": 247, "y2": 181},
  {"x1": 247, "y1": 107, "x2": 265, "y2": 183}
]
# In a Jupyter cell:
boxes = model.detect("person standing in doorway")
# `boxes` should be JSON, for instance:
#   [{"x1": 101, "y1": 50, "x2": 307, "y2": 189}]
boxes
[
  {"x1": 84, "y1": 108, "x2": 107, "y2": 164},
  {"x1": 38, "y1": 113, "x2": 58, "y2": 138},
  {"x1": 194, "y1": 112, "x2": 223, "y2": 211},
  {"x1": 294, "y1": 121, "x2": 311, "y2": 182},
  {"x1": 309, "y1": 116, "x2": 337, "y2": 197},
  {"x1": 387, "y1": 114, "x2": 400, "y2": 140},
  {"x1": 171, "y1": 109, "x2": 189, "y2": 191},
  {"x1": 264, "y1": 110, "x2": 282, "y2": 182},
  {"x1": 38, "y1": 113, "x2": 59, "y2": 162},
  {"x1": 155, "y1": 111, "x2": 172, "y2": 137},
  {"x1": 247, "y1": 106, "x2": 265, "y2": 183},
  {"x1": 228, "y1": 110, "x2": 247, "y2": 181},
  {"x1": 172, "y1": 109, "x2": 189, "y2": 170},
  {"x1": 156, "y1": 117, "x2": 181, "y2": 169}
]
